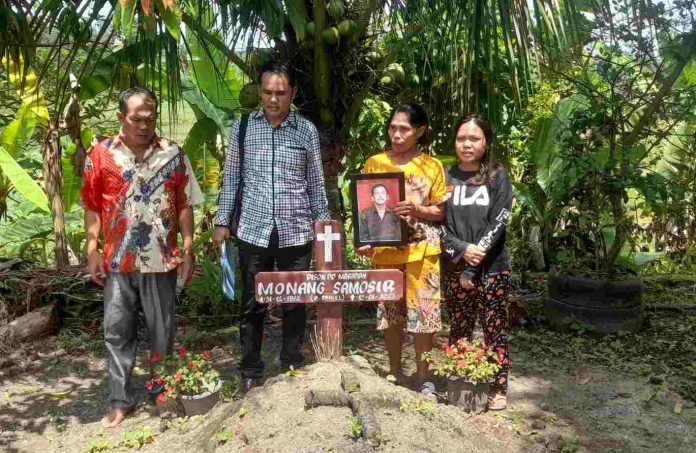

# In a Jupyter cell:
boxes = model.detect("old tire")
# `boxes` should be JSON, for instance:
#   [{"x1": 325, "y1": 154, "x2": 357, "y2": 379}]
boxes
[
  {"x1": 544, "y1": 297, "x2": 645, "y2": 334},
  {"x1": 548, "y1": 273, "x2": 643, "y2": 308}
]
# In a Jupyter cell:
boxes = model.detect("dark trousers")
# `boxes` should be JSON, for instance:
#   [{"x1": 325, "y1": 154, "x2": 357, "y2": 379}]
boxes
[
  {"x1": 237, "y1": 228, "x2": 312, "y2": 379},
  {"x1": 443, "y1": 269, "x2": 512, "y2": 394}
]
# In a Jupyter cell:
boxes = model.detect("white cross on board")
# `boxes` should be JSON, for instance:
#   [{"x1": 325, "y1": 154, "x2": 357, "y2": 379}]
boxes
[{"x1": 316, "y1": 225, "x2": 341, "y2": 263}]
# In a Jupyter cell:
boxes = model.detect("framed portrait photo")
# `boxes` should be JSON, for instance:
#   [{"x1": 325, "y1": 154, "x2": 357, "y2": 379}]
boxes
[{"x1": 349, "y1": 172, "x2": 408, "y2": 247}]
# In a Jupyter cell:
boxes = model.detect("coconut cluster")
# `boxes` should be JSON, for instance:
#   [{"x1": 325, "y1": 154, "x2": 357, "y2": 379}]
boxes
[{"x1": 305, "y1": 1, "x2": 357, "y2": 47}]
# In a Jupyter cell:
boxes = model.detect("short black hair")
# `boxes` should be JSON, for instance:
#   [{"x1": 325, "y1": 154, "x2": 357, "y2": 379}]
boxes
[
  {"x1": 371, "y1": 184, "x2": 388, "y2": 196},
  {"x1": 258, "y1": 60, "x2": 297, "y2": 88},
  {"x1": 118, "y1": 87, "x2": 158, "y2": 114}
]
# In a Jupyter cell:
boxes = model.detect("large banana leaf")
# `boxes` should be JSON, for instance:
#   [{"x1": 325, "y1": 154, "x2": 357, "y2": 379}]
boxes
[
  {"x1": 1, "y1": 56, "x2": 49, "y2": 123},
  {"x1": 183, "y1": 117, "x2": 221, "y2": 196},
  {"x1": 182, "y1": 79, "x2": 231, "y2": 133},
  {"x1": 186, "y1": 28, "x2": 243, "y2": 111},
  {"x1": 62, "y1": 143, "x2": 82, "y2": 213},
  {"x1": 531, "y1": 94, "x2": 587, "y2": 202},
  {"x1": 0, "y1": 103, "x2": 36, "y2": 158},
  {"x1": 0, "y1": 145, "x2": 49, "y2": 213},
  {"x1": 0, "y1": 214, "x2": 53, "y2": 249},
  {"x1": 654, "y1": 122, "x2": 694, "y2": 178}
]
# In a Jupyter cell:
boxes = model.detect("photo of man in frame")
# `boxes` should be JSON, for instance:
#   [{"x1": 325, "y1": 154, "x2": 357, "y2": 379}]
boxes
[
  {"x1": 359, "y1": 183, "x2": 401, "y2": 242},
  {"x1": 350, "y1": 172, "x2": 407, "y2": 247}
]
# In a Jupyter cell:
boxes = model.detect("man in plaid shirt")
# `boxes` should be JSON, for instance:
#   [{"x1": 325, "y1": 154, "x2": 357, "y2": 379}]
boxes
[{"x1": 213, "y1": 61, "x2": 329, "y2": 390}]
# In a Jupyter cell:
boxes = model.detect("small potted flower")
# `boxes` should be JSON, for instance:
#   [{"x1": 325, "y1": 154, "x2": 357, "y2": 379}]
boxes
[
  {"x1": 423, "y1": 338, "x2": 502, "y2": 413},
  {"x1": 148, "y1": 347, "x2": 221, "y2": 416}
]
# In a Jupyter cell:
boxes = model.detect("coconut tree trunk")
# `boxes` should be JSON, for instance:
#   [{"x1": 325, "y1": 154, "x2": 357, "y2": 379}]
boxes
[{"x1": 42, "y1": 122, "x2": 69, "y2": 268}]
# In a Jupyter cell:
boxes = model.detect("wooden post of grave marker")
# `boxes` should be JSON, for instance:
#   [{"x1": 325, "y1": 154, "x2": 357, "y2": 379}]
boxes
[
  {"x1": 314, "y1": 220, "x2": 346, "y2": 359},
  {"x1": 255, "y1": 220, "x2": 403, "y2": 361}
]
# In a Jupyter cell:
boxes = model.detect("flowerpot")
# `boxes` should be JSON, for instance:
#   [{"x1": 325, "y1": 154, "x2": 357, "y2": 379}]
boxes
[
  {"x1": 447, "y1": 377, "x2": 490, "y2": 414},
  {"x1": 179, "y1": 380, "x2": 222, "y2": 416}
]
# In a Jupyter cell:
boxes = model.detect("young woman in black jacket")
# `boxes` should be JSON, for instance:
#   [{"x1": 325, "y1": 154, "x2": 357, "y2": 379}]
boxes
[{"x1": 441, "y1": 114, "x2": 513, "y2": 410}]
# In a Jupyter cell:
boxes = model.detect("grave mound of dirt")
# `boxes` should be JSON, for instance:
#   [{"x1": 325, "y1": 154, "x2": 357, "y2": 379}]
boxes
[{"x1": 188, "y1": 355, "x2": 520, "y2": 452}]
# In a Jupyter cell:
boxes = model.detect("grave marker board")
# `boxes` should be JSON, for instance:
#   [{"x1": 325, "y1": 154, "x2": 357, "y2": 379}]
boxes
[{"x1": 254, "y1": 220, "x2": 404, "y2": 359}]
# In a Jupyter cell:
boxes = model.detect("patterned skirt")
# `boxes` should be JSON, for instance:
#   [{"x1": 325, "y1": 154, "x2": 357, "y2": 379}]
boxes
[{"x1": 375, "y1": 254, "x2": 442, "y2": 334}]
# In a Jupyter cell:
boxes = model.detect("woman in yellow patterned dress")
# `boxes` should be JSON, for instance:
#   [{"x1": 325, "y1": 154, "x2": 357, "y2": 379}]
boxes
[{"x1": 356, "y1": 102, "x2": 447, "y2": 390}]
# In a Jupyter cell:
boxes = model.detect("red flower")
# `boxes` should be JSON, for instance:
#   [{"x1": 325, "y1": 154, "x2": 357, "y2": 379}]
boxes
[
  {"x1": 188, "y1": 360, "x2": 196, "y2": 368},
  {"x1": 178, "y1": 347, "x2": 187, "y2": 357},
  {"x1": 149, "y1": 352, "x2": 161, "y2": 363},
  {"x1": 156, "y1": 377, "x2": 164, "y2": 385},
  {"x1": 157, "y1": 393, "x2": 166, "y2": 403},
  {"x1": 174, "y1": 373, "x2": 184, "y2": 381},
  {"x1": 203, "y1": 351, "x2": 212, "y2": 360},
  {"x1": 146, "y1": 381, "x2": 154, "y2": 391},
  {"x1": 457, "y1": 359, "x2": 467, "y2": 368},
  {"x1": 496, "y1": 347, "x2": 506, "y2": 357}
]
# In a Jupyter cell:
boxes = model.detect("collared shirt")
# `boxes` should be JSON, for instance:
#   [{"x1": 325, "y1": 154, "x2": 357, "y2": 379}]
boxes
[
  {"x1": 214, "y1": 109, "x2": 330, "y2": 248},
  {"x1": 80, "y1": 133, "x2": 204, "y2": 273},
  {"x1": 359, "y1": 206, "x2": 401, "y2": 241}
]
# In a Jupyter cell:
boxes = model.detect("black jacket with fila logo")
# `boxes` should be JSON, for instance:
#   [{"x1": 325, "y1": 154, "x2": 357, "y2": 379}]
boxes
[{"x1": 442, "y1": 166, "x2": 512, "y2": 280}]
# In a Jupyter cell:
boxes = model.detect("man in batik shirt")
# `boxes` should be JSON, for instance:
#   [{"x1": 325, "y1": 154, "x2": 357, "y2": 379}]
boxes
[{"x1": 80, "y1": 88, "x2": 203, "y2": 428}]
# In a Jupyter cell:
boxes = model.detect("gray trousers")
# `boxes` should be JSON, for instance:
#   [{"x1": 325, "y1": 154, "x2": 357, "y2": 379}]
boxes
[{"x1": 104, "y1": 271, "x2": 177, "y2": 409}]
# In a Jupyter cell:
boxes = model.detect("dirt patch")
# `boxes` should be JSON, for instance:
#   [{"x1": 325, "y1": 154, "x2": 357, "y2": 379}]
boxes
[
  {"x1": 211, "y1": 358, "x2": 522, "y2": 452},
  {"x1": 2, "y1": 271, "x2": 696, "y2": 452}
]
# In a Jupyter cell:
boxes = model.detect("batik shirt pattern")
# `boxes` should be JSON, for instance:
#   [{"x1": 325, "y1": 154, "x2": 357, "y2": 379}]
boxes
[{"x1": 80, "y1": 134, "x2": 204, "y2": 273}]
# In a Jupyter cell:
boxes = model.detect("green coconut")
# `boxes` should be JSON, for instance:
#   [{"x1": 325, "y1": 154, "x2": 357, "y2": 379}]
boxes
[
  {"x1": 321, "y1": 27, "x2": 340, "y2": 46},
  {"x1": 239, "y1": 83, "x2": 259, "y2": 109},
  {"x1": 380, "y1": 75, "x2": 394, "y2": 86},
  {"x1": 305, "y1": 21, "x2": 316, "y2": 36},
  {"x1": 385, "y1": 63, "x2": 406, "y2": 84},
  {"x1": 327, "y1": 1, "x2": 345, "y2": 19},
  {"x1": 338, "y1": 19, "x2": 357, "y2": 37},
  {"x1": 366, "y1": 51, "x2": 381, "y2": 64}
]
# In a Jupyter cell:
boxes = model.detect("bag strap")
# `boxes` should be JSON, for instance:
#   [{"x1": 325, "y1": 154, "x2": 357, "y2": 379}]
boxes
[
  {"x1": 238, "y1": 113, "x2": 249, "y2": 182},
  {"x1": 234, "y1": 113, "x2": 249, "y2": 216}
]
